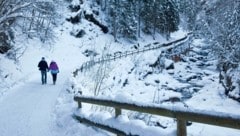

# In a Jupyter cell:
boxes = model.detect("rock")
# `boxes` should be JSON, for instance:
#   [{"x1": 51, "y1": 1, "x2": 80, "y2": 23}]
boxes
[
  {"x1": 82, "y1": 49, "x2": 98, "y2": 57},
  {"x1": 75, "y1": 30, "x2": 86, "y2": 38},
  {"x1": 84, "y1": 12, "x2": 108, "y2": 33},
  {"x1": 68, "y1": 5, "x2": 80, "y2": 12},
  {"x1": 66, "y1": 15, "x2": 80, "y2": 24}
]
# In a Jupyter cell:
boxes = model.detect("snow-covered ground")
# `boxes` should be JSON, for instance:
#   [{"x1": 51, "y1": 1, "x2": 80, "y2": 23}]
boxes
[
  {"x1": 0, "y1": 22, "x2": 109, "y2": 135},
  {"x1": 0, "y1": 0, "x2": 240, "y2": 136},
  {"x1": 0, "y1": 72, "x2": 65, "y2": 136}
]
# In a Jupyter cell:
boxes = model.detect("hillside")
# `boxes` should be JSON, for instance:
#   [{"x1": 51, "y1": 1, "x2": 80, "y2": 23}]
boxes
[
  {"x1": 60, "y1": 0, "x2": 240, "y2": 135},
  {"x1": 0, "y1": 0, "x2": 239, "y2": 136}
]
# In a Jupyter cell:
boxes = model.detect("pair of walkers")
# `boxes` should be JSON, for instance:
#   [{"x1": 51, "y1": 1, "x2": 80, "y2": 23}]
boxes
[{"x1": 38, "y1": 57, "x2": 59, "y2": 85}]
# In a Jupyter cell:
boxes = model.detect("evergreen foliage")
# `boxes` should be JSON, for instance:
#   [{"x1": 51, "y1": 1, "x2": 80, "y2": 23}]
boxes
[{"x1": 103, "y1": 0, "x2": 180, "y2": 41}]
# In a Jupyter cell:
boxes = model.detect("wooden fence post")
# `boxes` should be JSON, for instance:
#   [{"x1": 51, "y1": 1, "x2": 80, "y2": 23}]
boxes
[
  {"x1": 74, "y1": 96, "x2": 240, "y2": 136},
  {"x1": 115, "y1": 108, "x2": 122, "y2": 118},
  {"x1": 177, "y1": 119, "x2": 186, "y2": 136},
  {"x1": 115, "y1": 108, "x2": 122, "y2": 136},
  {"x1": 78, "y1": 101, "x2": 82, "y2": 108}
]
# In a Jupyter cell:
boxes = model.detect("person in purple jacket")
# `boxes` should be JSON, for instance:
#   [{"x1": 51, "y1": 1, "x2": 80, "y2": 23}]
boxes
[{"x1": 49, "y1": 60, "x2": 59, "y2": 85}]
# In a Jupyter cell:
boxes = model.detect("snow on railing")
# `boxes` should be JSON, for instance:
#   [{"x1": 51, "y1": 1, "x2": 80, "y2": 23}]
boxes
[
  {"x1": 73, "y1": 95, "x2": 240, "y2": 136},
  {"x1": 73, "y1": 33, "x2": 192, "y2": 77}
]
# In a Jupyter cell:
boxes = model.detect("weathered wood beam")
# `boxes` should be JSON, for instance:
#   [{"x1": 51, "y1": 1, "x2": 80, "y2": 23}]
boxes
[
  {"x1": 74, "y1": 96, "x2": 240, "y2": 130},
  {"x1": 73, "y1": 115, "x2": 132, "y2": 136}
]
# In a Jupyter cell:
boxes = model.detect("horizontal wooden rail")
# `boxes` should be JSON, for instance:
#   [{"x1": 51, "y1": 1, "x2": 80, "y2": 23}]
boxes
[
  {"x1": 74, "y1": 96, "x2": 240, "y2": 136},
  {"x1": 73, "y1": 115, "x2": 130, "y2": 136}
]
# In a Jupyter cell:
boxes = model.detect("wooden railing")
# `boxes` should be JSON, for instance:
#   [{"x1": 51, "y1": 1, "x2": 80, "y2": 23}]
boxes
[
  {"x1": 73, "y1": 33, "x2": 192, "y2": 76},
  {"x1": 73, "y1": 96, "x2": 240, "y2": 136}
]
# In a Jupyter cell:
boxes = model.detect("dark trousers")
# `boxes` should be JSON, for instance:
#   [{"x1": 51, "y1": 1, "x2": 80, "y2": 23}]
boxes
[
  {"x1": 52, "y1": 73, "x2": 57, "y2": 84},
  {"x1": 41, "y1": 71, "x2": 47, "y2": 84}
]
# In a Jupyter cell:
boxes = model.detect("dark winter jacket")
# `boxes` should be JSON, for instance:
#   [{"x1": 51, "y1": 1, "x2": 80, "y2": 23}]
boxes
[{"x1": 38, "y1": 60, "x2": 48, "y2": 71}]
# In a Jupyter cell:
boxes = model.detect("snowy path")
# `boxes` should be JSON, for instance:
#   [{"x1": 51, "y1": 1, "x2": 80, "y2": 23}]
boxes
[{"x1": 0, "y1": 72, "x2": 67, "y2": 136}]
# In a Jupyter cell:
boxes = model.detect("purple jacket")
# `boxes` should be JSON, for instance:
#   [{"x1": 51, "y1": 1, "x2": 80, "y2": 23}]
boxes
[{"x1": 49, "y1": 61, "x2": 59, "y2": 73}]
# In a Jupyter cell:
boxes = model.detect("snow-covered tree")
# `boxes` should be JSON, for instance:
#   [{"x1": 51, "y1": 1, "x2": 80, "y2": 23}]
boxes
[
  {"x1": 104, "y1": 0, "x2": 180, "y2": 41},
  {"x1": 174, "y1": 0, "x2": 240, "y2": 100},
  {"x1": 105, "y1": 0, "x2": 137, "y2": 41},
  {"x1": 198, "y1": 0, "x2": 240, "y2": 98},
  {"x1": 141, "y1": 0, "x2": 180, "y2": 40},
  {"x1": 173, "y1": 0, "x2": 202, "y2": 30},
  {"x1": 159, "y1": 0, "x2": 180, "y2": 39},
  {"x1": 0, "y1": 0, "x2": 31, "y2": 54},
  {"x1": 117, "y1": 0, "x2": 138, "y2": 40},
  {"x1": 0, "y1": 0, "x2": 59, "y2": 56}
]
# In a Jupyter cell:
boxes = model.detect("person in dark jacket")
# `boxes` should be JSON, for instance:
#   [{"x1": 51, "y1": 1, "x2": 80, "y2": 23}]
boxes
[
  {"x1": 38, "y1": 57, "x2": 49, "y2": 84},
  {"x1": 49, "y1": 60, "x2": 59, "y2": 85}
]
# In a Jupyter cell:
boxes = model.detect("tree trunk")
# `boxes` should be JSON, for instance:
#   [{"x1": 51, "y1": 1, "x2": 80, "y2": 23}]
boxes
[{"x1": 137, "y1": 0, "x2": 141, "y2": 38}]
